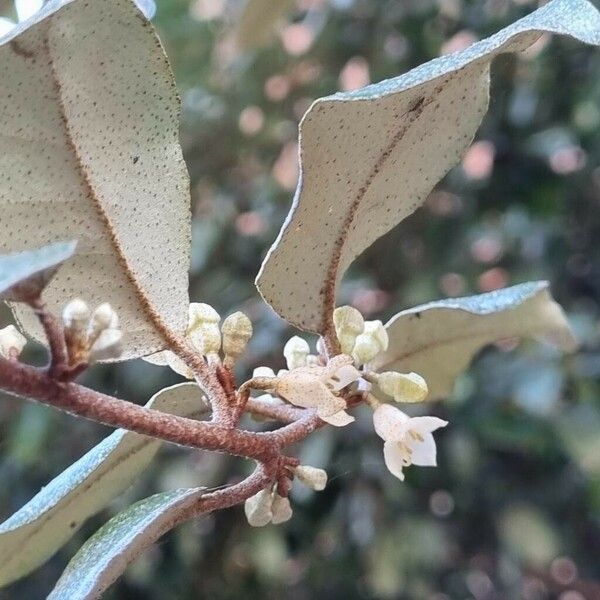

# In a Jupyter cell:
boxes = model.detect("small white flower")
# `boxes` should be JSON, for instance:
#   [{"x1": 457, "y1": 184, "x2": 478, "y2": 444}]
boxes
[
  {"x1": 62, "y1": 300, "x2": 122, "y2": 363},
  {"x1": 283, "y1": 336, "x2": 310, "y2": 370},
  {"x1": 275, "y1": 355, "x2": 359, "y2": 426},
  {"x1": 0, "y1": 325, "x2": 27, "y2": 359},
  {"x1": 376, "y1": 371, "x2": 428, "y2": 403},
  {"x1": 333, "y1": 306, "x2": 365, "y2": 354},
  {"x1": 373, "y1": 404, "x2": 447, "y2": 481},
  {"x1": 352, "y1": 320, "x2": 388, "y2": 365},
  {"x1": 295, "y1": 465, "x2": 327, "y2": 491}
]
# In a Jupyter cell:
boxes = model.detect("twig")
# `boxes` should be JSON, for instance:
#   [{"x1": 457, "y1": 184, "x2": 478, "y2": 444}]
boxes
[{"x1": 28, "y1": 297, "x2": 68, "y2": 378}]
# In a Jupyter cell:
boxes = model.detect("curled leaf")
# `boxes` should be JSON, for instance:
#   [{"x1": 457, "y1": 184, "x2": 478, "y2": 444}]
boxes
[
  {"x1": 256, "y1": 0, "x2": 600, "y2": 333},
  {"x1": 47, "y1": 488, "x2": 205, "y2": 600},
  {"x1": 0, "y1": 240, "x2": 76, "y2": 302},
  {"x1": 370, "y1": 282, "x2": 577, "y2": 400},
  {"x1": 0, "y1": 383, "x2": 208, "y2": 587},
  {"x1": 0, "y1": 0, "x2": 191, "y2": 359}
]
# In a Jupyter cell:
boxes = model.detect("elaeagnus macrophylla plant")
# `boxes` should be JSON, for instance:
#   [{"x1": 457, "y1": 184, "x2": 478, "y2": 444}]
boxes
[{"x1": 0, "y1": 0, "x2": 598, "y2": 596}]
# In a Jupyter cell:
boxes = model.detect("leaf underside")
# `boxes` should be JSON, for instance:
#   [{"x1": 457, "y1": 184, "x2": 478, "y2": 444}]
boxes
[
  {"x1": 255, "y1": 0, "x2": 600, "y2": 333},
  {"x1": 0, "y1": 0, "x2": 191, "y2": 359},
  {"x1": 0, "y1": 383, "x2": 207, "y2": 587},
  {"x1": 0, "y1": 240, "x2": 76, "y2": 301},
  {"x1": 47, "y1": 487, "x2": 205, "y2": 600},
  {"x1": 370, "y1": 282, "x2": 578, "y2": 400}
]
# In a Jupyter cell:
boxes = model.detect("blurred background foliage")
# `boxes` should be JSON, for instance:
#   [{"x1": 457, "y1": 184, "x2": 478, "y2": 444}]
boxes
[{"x1": 1, "y1": 0, "x2": 600, "y2": 598}]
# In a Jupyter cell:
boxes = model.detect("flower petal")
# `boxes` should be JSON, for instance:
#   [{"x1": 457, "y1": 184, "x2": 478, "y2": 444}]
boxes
[
  {"x1": 320, "y1": 410, "x2": 355, "y2": 427},
  {"x1": 407, "y1": 416, "x2": 448, "y2": 435},
  {"x1": 327, "y1": 364, "x2": 361, "y2": 391},
  {"x1": 271, "y1": 495, "x2": 293, "y2": 524},
  {"x1": 244, "y1": 489, "x2": 273, "y2": 527},
  {"x1": 372, "y1": 404, "x2": 409, "y2": 441},
  {"x1": 407, "y1": 431, "x2": 437, "y2": 466},
  {"x1": 382, "y1": 440, "x2": 405, "y2": 481}
]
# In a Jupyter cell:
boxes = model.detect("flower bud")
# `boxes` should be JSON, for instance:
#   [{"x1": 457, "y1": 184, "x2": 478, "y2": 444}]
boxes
[
  {"x1": 271, "y1": 494, "x2": 293, "y2": 524},
  {"x1": 376, "y1": 371, "x2": 428, "y2": 403},
  {"x1": 283, "y1": 336, "x2": 310, "y2": 370},
  {"x1": 187, "y1": 303, "x2": 221, "y2": 357},
  {"x1": 295, "y1": 465, "x2": 327, "y2": 491},
  {"x1": 253, "y1": 366, "x2": 276, "y2": 378},
  {"x1": 89, "y1": 328, "x2": 123, "y2": 362},
  {"x1": 88, "y1": 303, "x2": 118, "y2": 344},
  {"x1": 352, "y1": 320, "x2": 388, "y2": 364},
  {"x1": 221, "y1": 312, "x2": 252, "y2": 366},
  {"x1": 244, "y1": 488, "x2": 273, "y2": 527},
  {"x1": 333, "y1": 306, "x2": 365, "y2": 354},
  {"x1": 62, "y1": 299, "x2": 90, "y2": 333},
  {"x1": 0, "y1": 325, "x2": 27, "y2": 359}
]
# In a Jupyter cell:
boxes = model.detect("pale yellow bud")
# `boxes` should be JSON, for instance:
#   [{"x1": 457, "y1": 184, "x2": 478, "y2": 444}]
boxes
[
  {"x1": 333, "y1": 306, "x2": 365, "y2": 354},
  {"x1": 88, "y1": 303, "x2": 118, "y2": 344},
  {"x1": 283, "y1": 336, "x2": 310, "y2": 370},
  {"x1": 188, "y1": 303, "x2": 220, "y2": 328},
  {"x1": 187, "y1": 303, "x2": 221, "y2": 357},
  {"x1": 271, "y1": 494, "x2": 293, "y2": 524},
  {"x1": 376, "y1": 371, "x2": 428, "y2": 403},
  {"x1": 221, "y1": 312, "x2": 252, "y2": 365},
  {"x1": 352, "y1": 320, "x2": 388, "y2": 364},
  {"x1": 295, "y1": 465, "x2": 327, "y2": 491},
  {"x1": 62, "y1": 299, "x2": 90, "y2": 333},
  {"x1": 0, "y1": 325, "x2": 26, "y2": 359},
  {"x1": 244, "y1": 489, "x2": 273, "y2": 527}
]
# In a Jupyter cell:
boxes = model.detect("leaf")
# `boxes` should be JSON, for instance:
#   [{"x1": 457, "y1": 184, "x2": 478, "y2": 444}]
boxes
[
  {"x1": 0, "y1": 0, "x2": 191, "y2": 359},
  {"x1": 0, "y1": 240, "x2": 76, "y2": 302},
  {"x1": 48, "y1": 487, "x2": 205, "y2": 600},
  {"x1": 370, "y1": 282, "x2": 578, "y2": 400},
  {"x1": 236, "y1": 0, "x2": 293, "y2": 50},
  {"x1": 0, "y1": 382, "x2": 207, "y2": 587},
  {"x1": 256, "y1": 0, "x2": 600, "y2": 333}
]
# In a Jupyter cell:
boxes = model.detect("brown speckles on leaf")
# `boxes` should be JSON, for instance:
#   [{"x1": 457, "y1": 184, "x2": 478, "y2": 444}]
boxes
[
  {"x1": 255, "y1": 0, "x2": 600, "y2": 334},
  {"x1": 0, "y1": 0, "x2": 191, "y2": 360}
]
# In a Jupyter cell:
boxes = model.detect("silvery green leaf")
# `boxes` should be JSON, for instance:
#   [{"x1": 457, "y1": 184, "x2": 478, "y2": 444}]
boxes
[
  {"x1": 370, "y1": 282, "x2": 578, "y2": 400},
  {"x1": 0, "y1": 383, "x2": 207, "y2": 587},
  {"x1": 0, "y1": 240, "x2": 76, "y2": 302},
  {"x1": 48, "y1": 487, "x2": 205, "y2": 600},
  {"x1": 256, "y1": 0, "x2": 600, "y2": 333},
  {"x1": 0, "y1": 0, "x2": 191, "y2": 359}
]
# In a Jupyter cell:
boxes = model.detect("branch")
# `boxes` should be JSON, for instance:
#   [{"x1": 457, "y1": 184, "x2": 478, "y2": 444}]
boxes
[
  {"x1": 28, "y1": 298, "x2": 68, "y2": 377},
  {"x1": 0, "y1": 356, "x2": 326, "y2": 461}
]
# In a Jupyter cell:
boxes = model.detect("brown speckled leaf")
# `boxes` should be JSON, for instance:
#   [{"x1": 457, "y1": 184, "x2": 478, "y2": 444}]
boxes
[
  {"x1": 0, "y1": 0, "x2": 191, "y2": 359},
  {"x1": 256, "y1": 0, "x2": 600, "y2": 334},
  {"x1": 370, "y1": 282, "x2": 578, "y2": 400}
]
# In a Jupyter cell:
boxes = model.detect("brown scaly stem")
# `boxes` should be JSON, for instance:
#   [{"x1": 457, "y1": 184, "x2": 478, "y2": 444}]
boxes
[
  {"x1": 0, "y1": 357, "x2": 331, "y2": 460},
  {"x1": 28, "y1": 297, "x2": 69, "y2": 378}
]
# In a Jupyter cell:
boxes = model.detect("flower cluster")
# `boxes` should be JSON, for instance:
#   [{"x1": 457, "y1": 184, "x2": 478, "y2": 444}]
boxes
[
  {"x1": 62, "y1": 299, "x2": 122, "y2": 364},
  {"x1": 247, "y1": 305, "x2": 448, "y2": 483},
  {"x1": 245, "y1": 465, "x2": 327, "y2": 527},
  {"x1": 145, "y1": 303, "x2": 253, "y2": 377}
]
